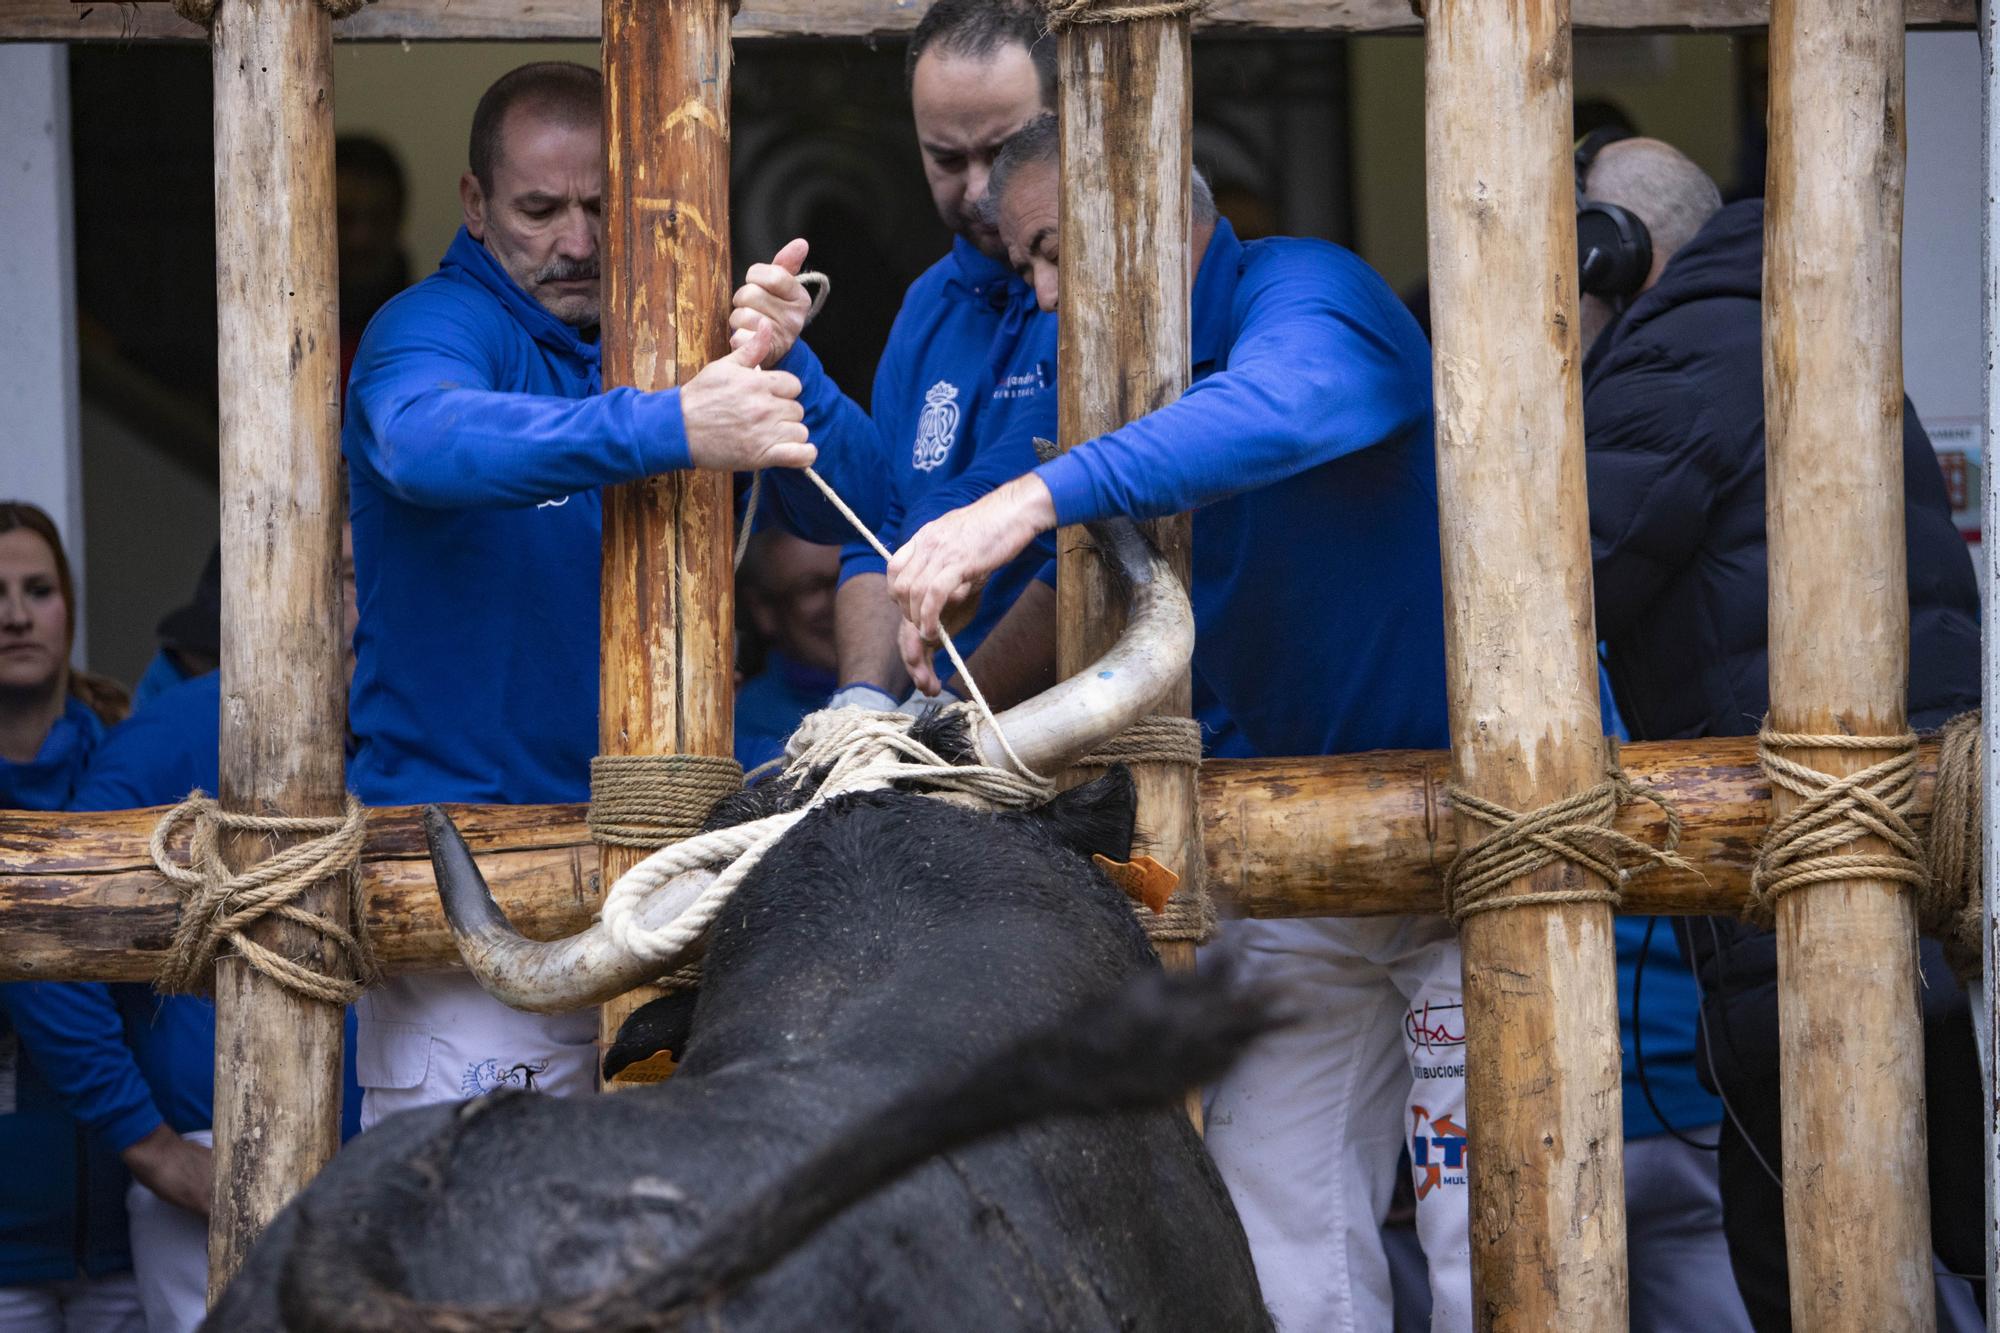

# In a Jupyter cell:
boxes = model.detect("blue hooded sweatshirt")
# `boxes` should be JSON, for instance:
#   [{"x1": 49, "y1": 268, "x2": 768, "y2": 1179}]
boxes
[
  {"x1": 785, "y1": 237, "x2": 1059, "y2": 686},
  {"x1": 1033, "y1": 220, "x2": 1449, "y2": 758},
  {"x1": 12, "y1": 673, "x2": 364, "y2": 1174},
  {"x1": 0, "y1": 696, "x2": 132, "y2": 1286},
  {"x1": 345, "y1": 228, "x2": 873, "y2": 806}
]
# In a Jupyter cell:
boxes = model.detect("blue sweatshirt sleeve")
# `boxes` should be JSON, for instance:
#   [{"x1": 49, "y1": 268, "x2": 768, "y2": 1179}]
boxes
[
  {"x1": 755, "y1": 339, "x2": 890, "y2": 545},
  {"x1": 1033, "y1": 253, "x2": 1431, "y2": 527},
  {"x1": 0, "y1": 984, "x2": 162, "y2": 1154},
  {"x1": 347, "y1": 289, "x2": 693, "y2": 510}
]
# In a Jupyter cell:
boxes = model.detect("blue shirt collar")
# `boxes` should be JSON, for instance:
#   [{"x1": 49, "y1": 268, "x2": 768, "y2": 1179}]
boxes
[
  {"x1": 0, "y1": 694, "x2": 104, "y2": 812},
  {"x1": 440, "y1": 226, "x2": 602, "y2": 369},
  {"x1": 947, "y1": 234, "x2": 1033, "y2": 309},
  {"x1": 1191, "y1": 217, "x2": 1243, "y2": 372}
]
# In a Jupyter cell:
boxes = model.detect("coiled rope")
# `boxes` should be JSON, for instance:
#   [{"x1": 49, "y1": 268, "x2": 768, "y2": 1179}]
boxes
[
  {"x1": 1442, "y1": 740, "x2": 1697, "y2": 923},
  {"x1": 150, "y1": 792, "x2": 379, "y2": 1003}
]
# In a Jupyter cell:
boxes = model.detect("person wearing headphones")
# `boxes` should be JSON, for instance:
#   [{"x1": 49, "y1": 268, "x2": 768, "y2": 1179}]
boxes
[{"x1": 1575, "y1": 134, "x2": 1983, "y2": 1329}]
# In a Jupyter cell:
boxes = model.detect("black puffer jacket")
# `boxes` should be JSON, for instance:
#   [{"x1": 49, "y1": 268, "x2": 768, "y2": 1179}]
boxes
[{"x1": 1584, "y1": 197, "x2": 1979, "y2": 745}]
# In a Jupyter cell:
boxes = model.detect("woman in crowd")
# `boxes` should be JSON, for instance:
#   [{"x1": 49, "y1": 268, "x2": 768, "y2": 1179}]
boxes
[{"x1": 0, "y1": 501, "x2": 144, "y2": 1332}]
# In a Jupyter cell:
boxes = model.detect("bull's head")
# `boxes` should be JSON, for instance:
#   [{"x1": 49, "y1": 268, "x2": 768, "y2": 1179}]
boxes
[{"x1": 426, "y1": 514, "x2": 1195, "y2": 1014}]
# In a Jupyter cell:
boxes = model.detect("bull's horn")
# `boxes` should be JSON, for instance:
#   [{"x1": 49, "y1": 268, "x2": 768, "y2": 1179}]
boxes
[
  {"x1": 424, "y1": 805, "x2": 712, "y2": 1014},
  {"x1": 973, "y1": 515, "x2": 1195, "y2": 775}
]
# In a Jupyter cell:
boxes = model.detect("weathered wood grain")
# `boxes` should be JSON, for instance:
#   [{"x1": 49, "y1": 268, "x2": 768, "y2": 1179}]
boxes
[
  {"x1": 204, "y1": 0, "x2": 348, "y2": 1293},
  {"x1": 5, "y1": 737, "x2": 1941, "y2": 983},
  {"x1": 596, "y1": 0, "x2": 736, "y2": 1084},
  {"x1": 1053, "y1": 11, "x2": 1201, "y2": 1127},
  {"x1": 5, "y1": 0, "x2": 1971, "y2": 44},
  {"x1": 1764, "y1": 0, "x2": 1933, "y2": 1322},
  {"x1": 1424, "y1": 0, "x2": 1627, "y2": 1320}
]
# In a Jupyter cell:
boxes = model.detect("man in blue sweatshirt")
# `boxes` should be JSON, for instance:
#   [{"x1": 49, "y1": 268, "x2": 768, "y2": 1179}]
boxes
[
  {"x1": 885, "y1": 116, "x2": 1470, "y2": 1332},
  {"x1": 727, "y1": 0, "x2": 1060, "y2": 712},
  {"x1": 343, "y1": 61, "x2": 844, "y2": 1128},
  {"x1": 11, "y1": 670, "x2": 368, "y2": 1333}
]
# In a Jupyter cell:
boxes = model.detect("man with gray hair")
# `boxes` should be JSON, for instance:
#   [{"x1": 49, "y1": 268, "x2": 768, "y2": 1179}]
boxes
[
  {"x1": 885, "y1": 113, "x2": 1472, "y2": 1333},
  {"x1": 1579, "y1": 135, "x2": 1983, "y2": 1328}
]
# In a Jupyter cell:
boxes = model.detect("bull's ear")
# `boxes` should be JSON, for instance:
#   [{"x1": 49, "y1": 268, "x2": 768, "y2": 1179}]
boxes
[
  {"x1": 605, "y1": 989, "x2": 701, "y2": 1082},
  {"x1": 1030, "y1": 765, "x2": 1138, "y2": 863}
]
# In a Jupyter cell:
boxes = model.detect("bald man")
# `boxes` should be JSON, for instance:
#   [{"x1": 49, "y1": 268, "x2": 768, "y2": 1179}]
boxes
[{"x1": 1578, "y1": 136, "x2": 1983, "y2": 1330}]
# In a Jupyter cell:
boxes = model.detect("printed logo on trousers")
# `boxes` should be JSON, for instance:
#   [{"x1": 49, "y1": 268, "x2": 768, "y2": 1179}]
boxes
[{"x1": 1411, "y1": 1103, "x2": 1469, "y2": 1200}]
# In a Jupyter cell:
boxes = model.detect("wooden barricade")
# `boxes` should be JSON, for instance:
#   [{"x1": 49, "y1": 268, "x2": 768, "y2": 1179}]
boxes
[
  {"x1": 202, "y1": 0, "x2": 351, "y2": 1295},
  {"x1": 595, "y1": 0, "x2": 739, "y2": 1082},
  {"x1": 1051, "y1": 8, "x2": 1204, "y2": 1125},
  {"x1": 1423, "y1": 0, "x2": 1628, "y2": 1323},
  {"x1": 1764, "y1": 0, "x2": 1934, "y2": 1322}
]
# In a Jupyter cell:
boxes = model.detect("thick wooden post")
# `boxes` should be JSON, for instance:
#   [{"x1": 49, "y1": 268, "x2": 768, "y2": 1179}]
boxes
[
  {"x1": 1765, "y1": 0, "x2": 1934, "y2": 1322},
  {"x1": 1424, "y1": 0, "x2": 1628, "y2": 1325},
  {"x1": 205, "y1": 0, "x2": 349, "y2": 1295},
  {"x1": 1052, "y1": 14, "x2": 1200, "y2": 1124},
  {"x1": 596, "y1": 0, "x2": 736, "y2": 1073}
]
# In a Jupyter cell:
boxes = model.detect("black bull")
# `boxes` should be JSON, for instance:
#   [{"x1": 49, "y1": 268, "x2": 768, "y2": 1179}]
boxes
[{"x1": 206, "y1": 740, "x2": 1276, "y2": 1331}]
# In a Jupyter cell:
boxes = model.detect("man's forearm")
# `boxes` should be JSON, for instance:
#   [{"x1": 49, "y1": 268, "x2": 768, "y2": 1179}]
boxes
[
  {"x1": 947, "y1": 581, "x2": 1058, "y2": 711},
  {"x1": 836, "y1": 573, "x2": 912, "y2": 696}
]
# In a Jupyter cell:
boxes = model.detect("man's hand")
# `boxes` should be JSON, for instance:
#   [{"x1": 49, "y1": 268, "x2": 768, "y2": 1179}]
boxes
[
  {"x1": 898, "y1": 589, "x2": 983, "y2": 696},
  {"x1": 682, "y1": 323, "x2": 817, "y2": 472},
  {"x1": 729, "y1": 238, "x2": 814, "y2": 368},
  {"x1": 885, "y1": 473, "x2": 1057, "y2": 650},
  {"x1": 122, "y1": 1123, "x2": 213, "y2": 1218}
]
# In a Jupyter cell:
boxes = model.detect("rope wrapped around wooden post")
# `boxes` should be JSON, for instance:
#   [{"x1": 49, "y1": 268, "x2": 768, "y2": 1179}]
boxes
[
  {"x1": 1042, "y1": 0, "x2": 1209, "y2": 30},
  {"x1": 1442, "y1": 740, "x2": 1697, "y2": 923},
  {"x1": 172, "y1": 0, "x2": 373, "y2": 25},
  {"x1": 590, "y1": 754, "x2": 744, "y2": 995},
  {"x1": 1074, "y1": 714, "x2": 1214, "y2": 945},
  {"x1": 1919, "y1": 710, "x2": 1983, "y2": 977},
  {"x1": 1750, "y1": 727, "x2": 1927, "y2": 927},
  {"x1": 149, "y1": 792, "x2": 377, "y2": 1003},
  {"x1": 588, "y1": 753, "x2": 745, "y2": 850}
]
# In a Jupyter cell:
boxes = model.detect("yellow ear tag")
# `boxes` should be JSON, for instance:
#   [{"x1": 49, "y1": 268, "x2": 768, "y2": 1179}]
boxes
[
  {"x1": 609, "y1": 1050, "x2": 678, "y2": 1085},
  {"x1": 1092, "y1": 854, "x2": 1181, "y2": 915}
]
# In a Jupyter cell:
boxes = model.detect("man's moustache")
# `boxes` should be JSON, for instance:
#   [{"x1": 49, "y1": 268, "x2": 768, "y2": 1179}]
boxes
[{"x1": 537, "y1": 261, "x2": 600, "y2": 284}]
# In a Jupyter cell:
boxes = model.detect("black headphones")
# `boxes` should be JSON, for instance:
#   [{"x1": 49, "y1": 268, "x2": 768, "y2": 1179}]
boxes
[{"x1": 1575, "y1": 127, "x2": 1652, "y2": 305}]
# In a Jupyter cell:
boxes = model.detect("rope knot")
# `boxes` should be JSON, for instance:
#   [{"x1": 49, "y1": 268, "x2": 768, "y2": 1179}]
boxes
[
  {"x1": 1442, "y1": 740, "x2": 1697, "y2": 924},
  {"x1": 1042, "y1": 0, "x2": 1210, "y2": 30},
  {"x1": 1750, "y1": 727, "x2": 1926, "y2": 926},
  {"x1": 149, "y1": 792, "x2": 377, "y2": 1003}
]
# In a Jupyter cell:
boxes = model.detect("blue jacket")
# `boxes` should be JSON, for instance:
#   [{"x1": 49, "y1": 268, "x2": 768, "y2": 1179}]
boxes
[
  {"x1": 11, "y1": 674, "x2": 363, "y2": 1191},
  {"x1": 1617, "y1": 916, "x2": 1721, "y2": 1140},
  {"x1": 344, "y1": 228, "x2": 864, "y2": 806},
  {"x1": 734, "y1": 651, "x2": 837, "y2": 773},
  {"x1": 1, "y1": 697, "x2": 130, "y2": 1286},
  {"x1": 790, "y1": 238, "x2": 1059, "y2": 686},
  {"x1": 1033, "y1": 220, "x2": 1449, "y2": 758}
]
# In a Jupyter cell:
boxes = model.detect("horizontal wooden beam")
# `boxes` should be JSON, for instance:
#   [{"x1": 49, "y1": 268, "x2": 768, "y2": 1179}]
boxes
[
  {"x1": 5, "y1": 0, "x2": 1971, "y2": 44},
  {"x1": 0, "y1": 735, "x2": 1926, "y2": 984}
]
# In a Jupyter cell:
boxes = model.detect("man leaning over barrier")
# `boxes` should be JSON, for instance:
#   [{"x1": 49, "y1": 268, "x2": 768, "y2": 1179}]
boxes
[
  {"x1": 885, "y1": 114, "x2": 1474, "y2": 1333},
  {"x1": 342, "y1": 62, "x2": 871, "y2": 1128},
  {"x1": 729, "y1": 0, "x2": 1062, "y2": 714}
]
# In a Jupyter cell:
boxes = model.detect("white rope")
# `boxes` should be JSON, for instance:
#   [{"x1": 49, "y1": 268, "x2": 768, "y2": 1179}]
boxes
[
  {"x1": 631, "y1": 269, "x2": 1056, "y2": 978},
  {"x1": 600, "y1": 706, "x2": 1054, "y2": 963}
]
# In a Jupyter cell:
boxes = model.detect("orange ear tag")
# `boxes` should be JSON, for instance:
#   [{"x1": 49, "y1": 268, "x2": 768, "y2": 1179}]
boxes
[
  {"x1": 609, "y1": 1050, "x2": 679, "y2": 1085},
  {"x1": 1092, "y1": 854, "x2": 1181, "y2": 915}
]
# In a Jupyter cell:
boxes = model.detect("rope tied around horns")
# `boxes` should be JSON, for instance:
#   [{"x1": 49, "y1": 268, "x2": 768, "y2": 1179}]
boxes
[
  {"x1": 1442, "y1": 740, "x2": 1698, "y2": 923},
  {"x1": 150, "y1": 792, "x2": 379, "y2": 1004},
  {"x1": 1043, "y1": 0, "x2": 1210, "y2": 29}
]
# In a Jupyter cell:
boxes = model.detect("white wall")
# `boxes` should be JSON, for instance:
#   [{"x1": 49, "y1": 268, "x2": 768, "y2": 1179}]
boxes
[
  {"x1": 1904, "y1": 32, "x2": 1984, "y2": 552},
  {"x1": 0, "y1": 45, "x2": 85, "y2": 658}
]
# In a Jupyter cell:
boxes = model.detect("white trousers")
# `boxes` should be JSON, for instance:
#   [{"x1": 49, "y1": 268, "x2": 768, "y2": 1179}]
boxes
[
  {"x1": 0, "y1": 1275, "x2": 144, "y2": 1333},
  {"x1": 123, "y1": 1130, "x2": 211, "y2": 1333},
  {"x1": 1201, "y1": 916, "x2": 1472, "y2": 1333},
  {"x1": 356, "y1": 972, "x2": 599, "y2": 1130}
]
